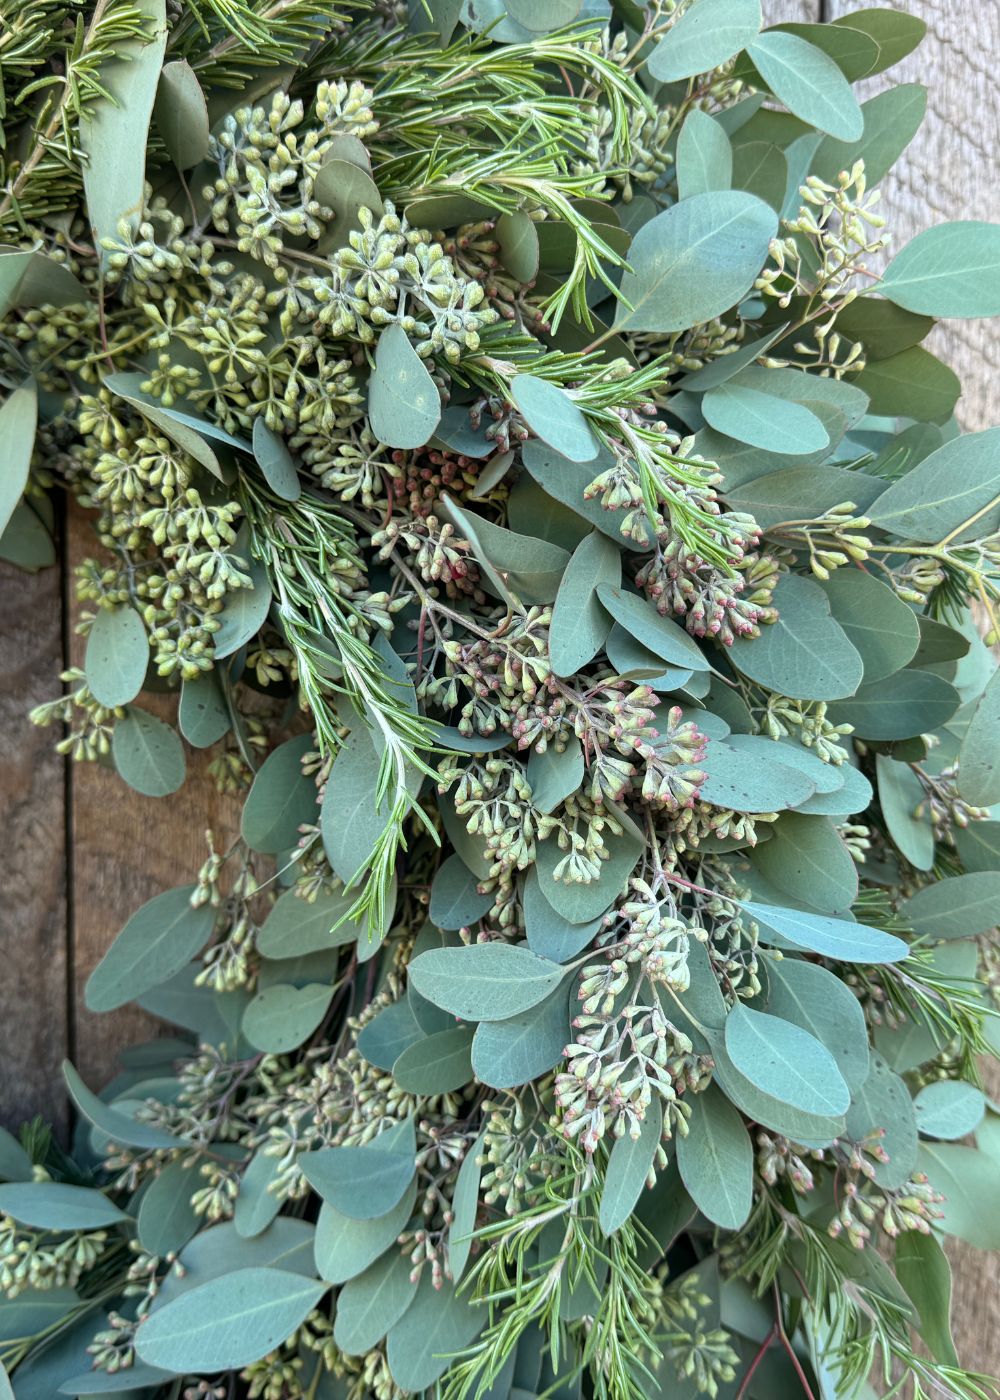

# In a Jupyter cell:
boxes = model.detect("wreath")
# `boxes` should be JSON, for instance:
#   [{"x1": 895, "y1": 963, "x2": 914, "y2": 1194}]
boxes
[{"x1": 2, "y1": 1, "x2": 1000, "y2": 1397}]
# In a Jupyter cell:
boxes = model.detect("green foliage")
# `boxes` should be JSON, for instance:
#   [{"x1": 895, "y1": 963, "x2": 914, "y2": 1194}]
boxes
[{"x1": 3, "y1": 3, "x2": 1000, "y2": 1399}]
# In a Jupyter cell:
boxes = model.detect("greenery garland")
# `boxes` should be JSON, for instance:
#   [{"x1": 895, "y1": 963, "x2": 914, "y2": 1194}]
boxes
[{"x1": 3, "y1": 1, "x2": 1000, "y2": 1397}]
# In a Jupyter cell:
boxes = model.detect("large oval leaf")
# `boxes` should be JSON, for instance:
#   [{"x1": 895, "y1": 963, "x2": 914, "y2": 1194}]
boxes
[
  {"x1": 242, "y1": 734, "x2": 318, "y2": 854},
  {"x1": 0, "y1": 382, "x2": 37, "y2": 537},
  {"x1": 408, "y1": 943, "x2": 566, "y2": 1022},
  {"x1": 724, "y1": 1003, "x2": 850, "y2": 1116},
  {"x1": 647, "y1": 0, "x2": 762, "y2": 82},
  {"x1": 746, "y1": 31, "x2": 863, "y2": 140},
  {"x1": 676, "y1": 1084, "x2": 752, "y2": 1229},
  {"x1": 84, "y1": 606, "x2": 149, "y2": 708},
  {"x1": 613, "y1": 192, "x2": 777, "y2": 334},
  {"x1": 511, "y1": 375, "x2": 599, "y2": 463},
  {"x1": 879, "y1": 221, "x2": 1000, "y2": 319},
  {"x1": 368, "y1": 323, "x2": 441, "y2": 449},
  {"x1": 112, "y1": 707, "x2": 185, "y2": 797},
  {"x1": 550, "y1": 532, "x2": 621, "y2": 677},
  {"x1": 86, "y1": 884, "x2": 214, "y2": 1013},
  {"x1": 135, "y1": 1267, "x2": 327, "y2": 1373},
  {"x1": 728, "y1": 574, "x2": 863, "y2": 701}
]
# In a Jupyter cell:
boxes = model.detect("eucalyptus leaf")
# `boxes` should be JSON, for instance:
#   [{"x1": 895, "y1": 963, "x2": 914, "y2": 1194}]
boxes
[
  {"x1": 876, "y1": 754, "x2": 935, "y2": 871},
  {"x1": 136, "y1": 1160, "x2": 200, "y2": 1257},
  {"x1": 105, "y1": 373, "x2": 249, "y2": 479},
  {"x1": 64, "y1": 1061, "x2": 180, "y2": 1151},
  {"x1": 894, "y1": 1230, "x2": 960, "y2": 1368},
  {"x1": 763, "y1": 955, "x2": 869, "y2": 1093},
  {"x1": 599, "y1": 1100, "x2": 662, "y2": 1235},
  {"x1": 702, "y1": 378, "x2": 829, "y2": 454},
  {"x1": 495, "y1": 211, "x2": 540, "y2": 282},
  {"x1": 878, "y1": 221, "x2": 1000, "y2": 319},
  {"x1": 534, "y1": 814, "x2": 642, "y2": 923},
  {"x1": 900, "y1": 873, "x2": 1000, "y2": 941},
  {"x1": 958, "y1": 668, "x2": 1000, "y2": 806},
  {"x1": 510, "y1": 375, "x2": 599, "y2": 463},
  {"x1": 724, "y1": 1003, "x2": 850, "y2": 1116},
  {"x1": 302, "y1": 1133, "x2": 415, "y2": 1220},
  {"x1": 86, "y1": 884, "x2": 214, "y2": 1013},
  {"x1": 448, "y1": 1136, "x2": 483, "y2": 1283},
  {"x1": 84, "y1": 606, "x2": 149, "y2": 708},
  {"x1": 550, "y1": 532, "x2": 621, "y2": 677},
  {"x1": 868, "y1": 428, "x2": 1000, "y2": 544},
  {"x1": 368, "y1": 324, "x2": 441, "y2": 450},
  {"x1": 393, "y1": 1027, "x2": 476, "y2": 1093},
  {"x1": 676, "y1": 1084, "x2": 752, "y2": 1230},
  {"x1": 356, "y1": 998, "x2": 424, "y2": 1072},
  {"x1": 699, "y1": 740, "x2": 815, "y2": 813},
  {"x1": 614, "y1": 192, "x2": 777, "y2": 334},
  {"x1": 153, "y1": 59, "x2": 210, "y2": 169},
  {"x1": 827, "y1": 670, "x2": 960, "y2": 740},
  {"x1": 112, "y1": 707, "x2": 186, "y2": 798},
  {"x1": 234, "y1": 1150, "x2": 283, "y2": 1239},
  {"x1": 750, "y1": 813, "x2": 857, "y2": 915},
  {"x1": 812, "y1": 82, "x2": 927, "y2": 190},
  {"x1": 596, "y1": 584, "x2": 710, "y2": 670},
  {"x1": 846, "y1": 1055, "x2": 918, "y2": 1190},
  {"x1": 817, "y1": 570, "x2": 920, "y2": 683},
  {"x1": 386, "y1": 1274, "x2": 484, "y2": 1393},
  {"x1": 81, "y1": 0, "x2": 168, "y2": 246},
  {"x1": 178, "y1": 671, "x2": 230, "y2": 747},
  {"x1": 441, "y1": 494, "x2": 570, "y2": 607},
  {"x1": 522, "y1": 868, "x2": 603, "y2": 961},
  {"x1": 914, "y1": 1081, "x2": 985, "y2": 1141},
  {"x1": 729, "y1": 575, "x2": 863, "y2": 701},
  {"x1": 252, "y1": 418, "x2": 301, "y2": 500},
  {"x1": 646, "y1": 0, "x2": 762, "y2": 83},
  {"x1": 314, "y1": 1181, "x2": 417, "y2": 1284},
  {"x1": 242, "y1": 734, "x2": 318, "y2": 854},
  {"x1": 314, "y1": 159, "x2": 384, "y2": 248},
  {"x1": 745, "y1": 901, "x2": 907, "y2": 963},
  {"x1": 527, "y1": 737, "x2": 585, "y2": 815},
  {"x1": 135, "y1": 1268, "x2": 327, "y2": 1373},
  {"x1": 747, "y1": 32, "x2": 862, "y2": 140},
  {"x1": 0, "y1": 382, "x2": 37, "y2": 537},
  {"x1": 212, "y1": 559, "x2": 272, "y2": 658},
  {"x1": 471, "y1": 981, "x2": 571, "y2": 1089},
  {"x1": 0, "y1": 1183, "x2": 129, "y2": 1232},
  {"x1": 242, "y1": 982, "x2": 333, "y2": 1053},
  {"x1": 675, "y1": 109, "x2": 733, "y2": 200},
  {"x1": 334, "y1": 1249, "x2": 418, "y2": 1356},
  {"x1": 429, "y1": 853, "x2": 493, "y2": 929},
  {"x1": 408, "y1": 943, "x2": 566, "y2": 1022},
  {"x1": 854, "y1": 346, "x2": 960, "y2": 425}
]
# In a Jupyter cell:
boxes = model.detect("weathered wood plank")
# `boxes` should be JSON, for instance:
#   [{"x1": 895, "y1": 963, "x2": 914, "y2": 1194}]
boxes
[
  {"x1": 66, "y1": 502, "x2": 242, "y2": 1092},
  {"x1": 0, "y1": 558, "x2": 68, "y2": 1135}
]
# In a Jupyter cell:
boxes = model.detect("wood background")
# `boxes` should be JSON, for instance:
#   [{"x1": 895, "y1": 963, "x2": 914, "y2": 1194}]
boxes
[{"x1": 1, "y1": 0, "x2": 998, "y2": 1374}]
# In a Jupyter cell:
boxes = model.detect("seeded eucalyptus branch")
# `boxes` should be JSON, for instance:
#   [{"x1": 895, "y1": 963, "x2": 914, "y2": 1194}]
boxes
[{"x1": 4, "y1": 1, "x2": 1000, "y2": 1399}]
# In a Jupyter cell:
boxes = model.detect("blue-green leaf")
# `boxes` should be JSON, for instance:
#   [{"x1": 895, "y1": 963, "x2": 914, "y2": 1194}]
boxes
[
  {"x1": 747, "y1": 31, "x2": 863, "y2": 140},
  {"x1": 879, "y1": 222, "x2": 1000, "y2": 319},
  {"x1": 647, "y1": 0, "x2": 761, "y2": 82},
  {"x1": 613, "y1": 193, "x2": 777, "y2": 334},
  {"x1": 134, "y1": 1268, "x2": 327, "y2": 1373},
  {"x1": 676, "y1": 1084, "x2": 752, "y2": 1229}
]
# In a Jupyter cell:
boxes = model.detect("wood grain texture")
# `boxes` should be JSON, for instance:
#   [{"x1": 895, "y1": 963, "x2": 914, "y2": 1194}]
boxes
[
  {"x1": 0, "y1": 558, "x2": 68, "y2": 1135},
  {"x1": 826, "y1": 0, "x2": 1000, "y2": 430},
  {"x1": 66, "y1": 501, "x2": 242, "y2": 1092}
]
